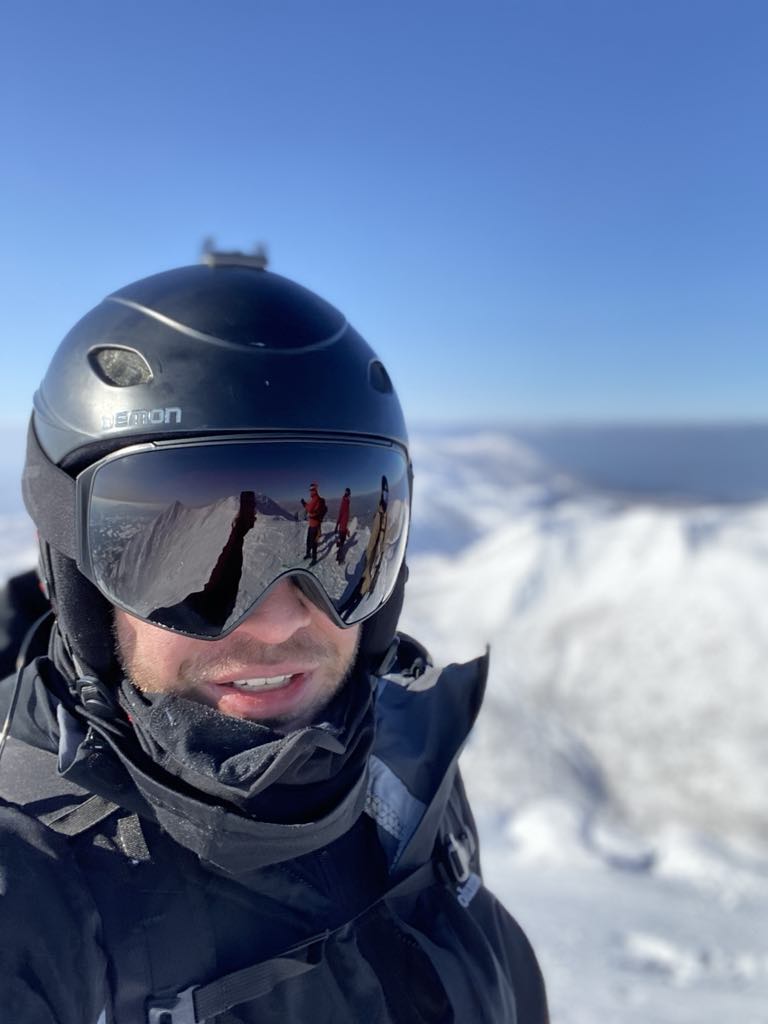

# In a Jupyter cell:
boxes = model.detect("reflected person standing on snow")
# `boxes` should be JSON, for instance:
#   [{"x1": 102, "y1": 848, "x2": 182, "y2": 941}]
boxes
[
  {"x1": 301, "y1": 482, "x2": 327, "y2": 565},
  {"x1": 335, "y1": 487, "x2": 351, "y2": 563}
]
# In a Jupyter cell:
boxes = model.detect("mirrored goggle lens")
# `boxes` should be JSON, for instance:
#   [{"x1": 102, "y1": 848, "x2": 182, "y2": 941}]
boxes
[{"x1": 83, "y1": 439, "x2": 410, "y2": 638}]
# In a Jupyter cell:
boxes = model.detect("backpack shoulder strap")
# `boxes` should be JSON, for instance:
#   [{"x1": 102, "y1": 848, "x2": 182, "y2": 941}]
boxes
[
  {"x1": 0, "y1": 734, "x2": 121, "y2": 837},
  {"x1": 145, "y1": 857, "x2": 438, "y2": 1024},
  {"x1": 0, "y1": 735, "x2": 84, "y2": 804},
  {"x1": 42, "y1": 792, "x2": 122, "y2": 836}
]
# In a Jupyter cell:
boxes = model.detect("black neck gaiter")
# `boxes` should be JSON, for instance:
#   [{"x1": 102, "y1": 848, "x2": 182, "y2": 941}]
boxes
[{"x1": 116, "y1": 669, "x2": 376, "y2": 826}]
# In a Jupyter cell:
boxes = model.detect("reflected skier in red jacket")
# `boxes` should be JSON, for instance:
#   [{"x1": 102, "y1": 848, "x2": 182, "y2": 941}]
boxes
[
  {"x1": 335, "y1": 488, "x2": 351, "y2": 563},
  {"x1": 301, "y1": 483, "x2": 326, "y2": 565}
]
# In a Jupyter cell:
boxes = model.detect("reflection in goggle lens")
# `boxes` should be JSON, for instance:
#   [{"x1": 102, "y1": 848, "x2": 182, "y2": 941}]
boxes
[{"x1": 86, "y1": 442, "x2": 409, "y2": 638}]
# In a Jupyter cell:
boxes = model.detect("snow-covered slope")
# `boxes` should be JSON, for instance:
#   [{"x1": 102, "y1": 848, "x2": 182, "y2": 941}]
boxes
[{"x1": 406, "y1": 472, "x2": 768, "y2": 841}]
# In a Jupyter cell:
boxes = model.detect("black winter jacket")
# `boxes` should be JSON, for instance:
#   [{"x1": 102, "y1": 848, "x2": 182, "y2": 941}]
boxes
[{"x1": 0, "y1": 633, "x2": 548, "y2": 1023}]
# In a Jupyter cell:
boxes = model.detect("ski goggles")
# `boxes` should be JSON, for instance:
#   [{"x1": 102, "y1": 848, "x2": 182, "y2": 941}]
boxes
[{"x1": 66, "y1": 436, "x2": 411, "y2": 639}]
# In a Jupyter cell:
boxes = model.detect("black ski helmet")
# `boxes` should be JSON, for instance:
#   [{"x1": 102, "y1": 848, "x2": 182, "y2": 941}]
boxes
[{"x1": 23, "y1": 259, "x2": 411, "y2": 682}]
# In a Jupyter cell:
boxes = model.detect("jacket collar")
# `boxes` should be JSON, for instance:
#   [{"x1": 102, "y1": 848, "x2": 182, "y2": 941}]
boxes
[
  {"x1": 14, "y1": 653, "x2": 372, "y2": 876},
  {"x1": 10, "y1": 638, "x2": 488, "y2": 880}
]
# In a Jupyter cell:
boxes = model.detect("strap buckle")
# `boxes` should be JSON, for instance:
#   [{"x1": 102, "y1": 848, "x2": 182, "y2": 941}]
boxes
[
  {"x1": 443, "y1": 831, "x2": 473, "y2": 885},
  {"x1": 147, "y1": 986, "x2": 198, "y2": 1024}
]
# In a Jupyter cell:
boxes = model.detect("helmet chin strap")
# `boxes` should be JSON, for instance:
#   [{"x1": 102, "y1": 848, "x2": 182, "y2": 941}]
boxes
[{"x1": 40, "y1": 543, "x2": 124, "y2": 702}]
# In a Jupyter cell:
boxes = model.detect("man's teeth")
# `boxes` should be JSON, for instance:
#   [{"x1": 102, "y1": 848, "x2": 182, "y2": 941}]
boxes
[{"x1": 229, "y1": 674, "x2": 295, "y2": 691}]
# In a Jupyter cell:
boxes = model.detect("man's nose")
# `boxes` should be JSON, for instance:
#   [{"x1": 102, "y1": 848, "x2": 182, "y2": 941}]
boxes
[{"x1": 235, "y1": 579, "x2": 312, "y2": 645}]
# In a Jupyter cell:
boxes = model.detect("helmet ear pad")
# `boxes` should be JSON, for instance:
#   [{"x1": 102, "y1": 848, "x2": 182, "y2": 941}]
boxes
[
  {"x1": 44, "y1": 545, "x2": 119, "y2": 682},
  {"x1": 356, "y1": 561, "x2": 408, "y2": 674}
]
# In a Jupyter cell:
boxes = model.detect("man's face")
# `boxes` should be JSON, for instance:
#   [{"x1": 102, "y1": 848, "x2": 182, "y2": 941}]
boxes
[{"x1": 114, "y1": 580, "x2": 360, "y2": 731}]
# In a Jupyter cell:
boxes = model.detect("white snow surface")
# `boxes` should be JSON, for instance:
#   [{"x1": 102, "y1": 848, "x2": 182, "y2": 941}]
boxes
[{"x1": 3, "y1": 425, "x2": 768, "y2": 1021}]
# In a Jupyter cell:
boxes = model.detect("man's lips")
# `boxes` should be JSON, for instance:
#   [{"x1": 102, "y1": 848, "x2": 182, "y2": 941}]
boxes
[
  {"x1": 202, "y1": 664, "x2": 319, "y2": 688},
  {"x1": 198, "y1": 665, "x2": 320, "y2": 720}
]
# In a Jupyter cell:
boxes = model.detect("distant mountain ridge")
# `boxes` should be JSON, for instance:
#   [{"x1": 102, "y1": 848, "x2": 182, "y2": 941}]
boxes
[{"x1": 414, "y1": 422, "x2": 768, "y2": 503}]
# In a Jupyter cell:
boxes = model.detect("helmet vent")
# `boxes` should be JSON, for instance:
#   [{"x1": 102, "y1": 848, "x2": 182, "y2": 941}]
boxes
[
  {"x1": 369, "y1": 360, "x2": 394, "y2": 394},
  {"x1": 88, "y1": 346, "x2": 153, "y2": 387}
]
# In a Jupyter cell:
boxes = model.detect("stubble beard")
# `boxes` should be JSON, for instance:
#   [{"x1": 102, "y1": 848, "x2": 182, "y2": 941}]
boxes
[{"x1": 113, "y1": 621, "x2": 361, "y2": 731}]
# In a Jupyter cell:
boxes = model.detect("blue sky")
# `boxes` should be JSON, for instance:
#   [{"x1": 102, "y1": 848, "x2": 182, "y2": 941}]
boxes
[{"x1": 2, "y1": 0, "x2": 768, "y2": 426}]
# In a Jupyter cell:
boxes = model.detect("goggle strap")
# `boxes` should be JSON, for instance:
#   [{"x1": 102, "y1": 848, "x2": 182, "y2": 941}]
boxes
[{"x1": 22, "y1": 422, "x2": 78, "y2": 560}]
